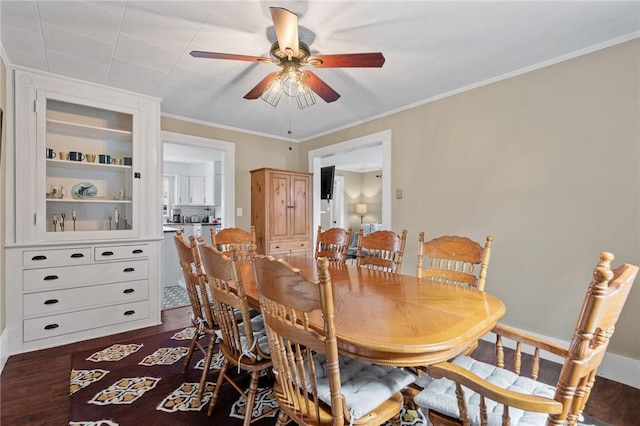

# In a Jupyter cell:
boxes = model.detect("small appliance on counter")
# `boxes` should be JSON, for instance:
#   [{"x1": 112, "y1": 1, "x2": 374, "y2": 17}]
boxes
[{"x1": 172, "y1": 208, "x2": 181, "y2": 223}]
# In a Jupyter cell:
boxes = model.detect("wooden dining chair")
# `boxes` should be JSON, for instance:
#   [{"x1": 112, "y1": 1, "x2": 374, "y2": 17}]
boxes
[
  {"x1": 315, "y1": 225, "x2": 352, "y2": 264},
  {"x1": 210, "y1": 225, "x2": 256, "y2": 259},
  {"x1": 251, "y1": 253, "x2": 417, "y2": 426},
  {"x1": 413, "y1": 251, "x2": 638, "y2": 426},
  {"x1": 417, "y1": 233, "x2": 493, "y2": 291},
  {"x1": 173, "y1": 230, "x2": 218, "y2": 399},
  {"x1": 356, "y1": 228, "x2": 407, "y2": 273},
  {"x1": 198, "y1": 242, "x2": 275, "y2": 424}
]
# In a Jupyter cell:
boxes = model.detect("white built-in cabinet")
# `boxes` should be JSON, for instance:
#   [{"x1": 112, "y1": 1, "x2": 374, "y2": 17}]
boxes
[
  {"x1": 177, "y1": 175, "x2": 190, "y2": 205},
  {"x1": 5, "y1": 69, "x2": 162, "y2": 354},
  {"x1": 174, "y1": 162, "x2": 215, "y2": 206},
  {"x1": 189, "y1": 176, "x2": 205, "y2": 204}
]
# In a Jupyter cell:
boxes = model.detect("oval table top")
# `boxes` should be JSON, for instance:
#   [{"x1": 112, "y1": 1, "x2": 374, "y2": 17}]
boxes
[{"x1": 238, "y1": 256, "x2": 506, "y2": 367}]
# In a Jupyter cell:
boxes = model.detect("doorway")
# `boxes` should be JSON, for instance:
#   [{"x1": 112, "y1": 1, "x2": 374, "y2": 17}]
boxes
[
  {"x1": 308, "y1": 130, "x2": 391, "y2": 239},
  {"x1": 160, "y1": 131, "x2": 236, "y2": 310},
  {"x1": 161, "y1": 131, "x2": 235, "y2": 227}
]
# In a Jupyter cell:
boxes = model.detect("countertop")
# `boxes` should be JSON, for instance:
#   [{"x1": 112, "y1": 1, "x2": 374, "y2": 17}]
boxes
[
  {"x1": 163, "y1": 226, "x2": 182, "y2": 233},
  {"x1": 163, "y1": 223, "x2": 221, "y2": 232}
]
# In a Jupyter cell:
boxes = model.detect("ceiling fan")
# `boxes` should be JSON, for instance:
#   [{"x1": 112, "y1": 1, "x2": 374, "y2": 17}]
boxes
[{"x1": 190, "y1": 7, "x2": 385, "y2": 108}]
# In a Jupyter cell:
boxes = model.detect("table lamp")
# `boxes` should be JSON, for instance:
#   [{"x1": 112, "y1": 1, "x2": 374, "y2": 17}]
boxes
[{"x1": 356, "y1": 203, "x2": 368, "y2": 224}]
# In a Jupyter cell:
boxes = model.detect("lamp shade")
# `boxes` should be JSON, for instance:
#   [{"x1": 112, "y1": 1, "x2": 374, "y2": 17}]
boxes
[{"x1": 356, "y1": 203, "x2": 368, "y2": 215}]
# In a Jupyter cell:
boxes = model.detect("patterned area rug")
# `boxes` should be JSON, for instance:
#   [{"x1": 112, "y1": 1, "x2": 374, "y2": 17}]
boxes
[{"x1": 69, "y1": 327, "x2": 425, "y2": 426}]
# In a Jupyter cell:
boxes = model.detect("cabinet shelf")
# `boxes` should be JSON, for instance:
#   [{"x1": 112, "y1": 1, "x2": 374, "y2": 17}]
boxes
[
  {"x1": 47, "y1": 159, "x2": 131, "y2": 171},
  {"x1": 47, "y1": 119, "x2": 132, "y2": 141},
  {"x1": 46, "y1": 198, "x2": 132, "y2": 204}
]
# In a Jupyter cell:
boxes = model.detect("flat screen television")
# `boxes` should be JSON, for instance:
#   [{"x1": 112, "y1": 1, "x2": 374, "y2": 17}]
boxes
[{"x1": 320, "y1": 166, "x2": 335, "y2": 200}]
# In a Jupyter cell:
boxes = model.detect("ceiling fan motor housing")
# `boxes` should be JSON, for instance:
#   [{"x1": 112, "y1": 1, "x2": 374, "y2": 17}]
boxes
[{"x1": 270, "y1": 41, "x2": 317, "y2": 66}]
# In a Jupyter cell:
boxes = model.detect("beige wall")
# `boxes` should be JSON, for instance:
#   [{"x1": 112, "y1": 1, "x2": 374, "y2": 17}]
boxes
[
  {"x1": 1, "y1": 56, "x2": 6, "y2": 333},
  {"x1": 361, "y1": 171, "x2": 382, "y2": 224},
  {"x1": 300, "y1": 40, "x2": 640, "y2": 360},
  {"x1": 338, "y1": 170, "x2": 383, "y2": 232},
  {"x1": 161, "y1": 116, "x2": 302, "y2": 230}
]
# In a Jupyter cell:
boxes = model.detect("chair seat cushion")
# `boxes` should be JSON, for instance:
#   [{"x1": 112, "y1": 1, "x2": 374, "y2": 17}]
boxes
[
  {"x1": 238, "y1": 313, "x2": 265, "y2": 334},
  {"x1": 239, "y1": 315, "x2": 270, "y2": 357},
  {"x1": 218, "y1": 314, "x2": 270, "y2": 360},
  {"x1": 311, "y1": 354, "x2": 416, "y2": 419},
  {"x1": 413, "y1": 355, "x2": 558, "y2": 425}
]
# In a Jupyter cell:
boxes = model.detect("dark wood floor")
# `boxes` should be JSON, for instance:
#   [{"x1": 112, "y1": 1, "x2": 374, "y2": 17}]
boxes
[{"x1": 2, "y1": 306, "x2": 639, "y2": 425}]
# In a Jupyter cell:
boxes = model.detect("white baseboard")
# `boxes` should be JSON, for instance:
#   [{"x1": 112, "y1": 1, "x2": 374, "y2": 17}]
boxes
[
  {"x1": 0, "y1": 328, "x2": 9, "y2": 374},
  {"x1": 480, "y1": 328, "x2": 640, "y2": 389}
]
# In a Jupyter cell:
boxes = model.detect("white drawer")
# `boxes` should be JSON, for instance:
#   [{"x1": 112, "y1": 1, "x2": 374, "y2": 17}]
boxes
[
  {"x1": 23, "y1": 260, "x2": 149, "y2": 291},
  {"x1": 94, "y1": 244, "x2": 149, "y2": 261},
  {"x1": 23, "y1": 300, "x2": 149, "y2": 342},
  {"x1": 24, "y1": 280, "x2": 149, "y2": 316},
  {"x1": 23, "y1": 247, "x2": 91, "y2": 268}
]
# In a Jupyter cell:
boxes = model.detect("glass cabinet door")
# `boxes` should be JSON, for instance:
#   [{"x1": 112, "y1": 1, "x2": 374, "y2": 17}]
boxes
[{"x1": 41, "y1": 95, "x2": 138, "y2": 239}]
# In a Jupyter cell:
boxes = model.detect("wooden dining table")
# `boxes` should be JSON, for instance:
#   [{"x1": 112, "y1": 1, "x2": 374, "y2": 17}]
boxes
[{"x1": 237, "y1": 255, "x2": 506, "y2": 367}]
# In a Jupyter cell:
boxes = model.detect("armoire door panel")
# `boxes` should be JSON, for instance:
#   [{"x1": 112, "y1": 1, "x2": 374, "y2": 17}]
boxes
[
  {"x1": 291, "y1": 175, "x2": 310, "y2": 238},
  {"x1": 270, "y1": 174, "x2": 290, "y2": 239}
]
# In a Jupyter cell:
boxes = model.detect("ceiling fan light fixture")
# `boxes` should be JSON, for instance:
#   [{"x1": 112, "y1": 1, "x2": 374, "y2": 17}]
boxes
[
  {"x1": 296, "y1": 88, "x2": 316, "y2": 109},
  {"x1": 260, "y1": 76, "x2": 283, "y2": 107},
  {"x1": 282, "y1": 66, "x2": 303, "y2": 97},
  {"x1": 260, "y1": 65, "x2": 315, "y2": 109}
]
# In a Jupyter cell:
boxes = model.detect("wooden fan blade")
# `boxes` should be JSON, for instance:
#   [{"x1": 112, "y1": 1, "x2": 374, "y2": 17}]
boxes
[
  {"x1": 308, "y1": 52, "x2": 385, "y2": 68},
  {"x1": 244, "y1": 72, "x2": 280, "y2": 99},
  {"x1": 270, "y1": 7, "x2": 299, "y2": 57},
  {"x1": 303, "y1": 71, "x2": 340, "y2": 103},
  {"x1": 190, "y1": 51, "x2": 271, "y2": 63}
]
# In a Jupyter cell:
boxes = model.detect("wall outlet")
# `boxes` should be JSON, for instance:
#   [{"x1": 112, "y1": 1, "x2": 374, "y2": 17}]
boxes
[{"x1": 236, "y1": 207, "x2": 243, "y2": 216}]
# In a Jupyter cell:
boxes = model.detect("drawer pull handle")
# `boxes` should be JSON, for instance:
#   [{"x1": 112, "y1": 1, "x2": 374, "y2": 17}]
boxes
[
  {"x1": 275, "y1": 246, "x2": 280, "y2": 249},
  {"x1": 44, "y1": 299, "x2": 59, "y2": 305},
  {"x1": 123, "y1": 288, "x2": 135, "y2": 294},
  {"x1": 44, "y1": 275, "x2": 59, "y2": 281},
  {"x1": 102, "y1": 251, "x2": 114, "y2": 256},
  {"x1": 132, "y1": 249, "x2": 143, "y2": 254},
  {"x1": 123, "y1": 267, "x2": 135, "y2": 273},
  {"x1": 70, "y1": 253, "x2": 84, "y2": 258},
  {"x1": 44, "y1": 324, "x2": 59, "y2": 330},
  {"x1": 32, "y1": 255, "x2": 47, "y2": 261},
  {"x1": 124, "y1": 310, "x2": 135, "y2": 316}
]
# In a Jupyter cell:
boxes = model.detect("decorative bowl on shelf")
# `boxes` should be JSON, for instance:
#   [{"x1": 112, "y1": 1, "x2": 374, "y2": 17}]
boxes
[{"x1": 72, "y1": 182, "x2": 98, "y2": 198}]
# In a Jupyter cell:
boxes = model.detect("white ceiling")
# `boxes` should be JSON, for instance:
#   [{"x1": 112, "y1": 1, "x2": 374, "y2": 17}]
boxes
[{"x1": 1, "y1": 1, "x2": 639, "y2": 141}]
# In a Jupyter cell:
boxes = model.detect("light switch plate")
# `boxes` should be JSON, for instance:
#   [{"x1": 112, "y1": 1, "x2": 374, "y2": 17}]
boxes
[
  {"x1": 396, "y1": 189, "x2": 403, "y2": 199},
  {"x1": 237, "y1": 207, "x2": 243, "y2": 216}
]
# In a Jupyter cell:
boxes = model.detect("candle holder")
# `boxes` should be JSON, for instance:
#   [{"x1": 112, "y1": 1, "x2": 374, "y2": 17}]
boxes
[
  {"x1": 108, "y1": 216, "x2": 112, "y2": 230},
  {"x1": 52, "y1": 216, "x2": 57, "y2": 232},
  {"x1": 73, "y1": 217, "x2": 77, "y2": 231},
  {"x1": 60, "y1": 213, "x2": 66, "y2": 232}
]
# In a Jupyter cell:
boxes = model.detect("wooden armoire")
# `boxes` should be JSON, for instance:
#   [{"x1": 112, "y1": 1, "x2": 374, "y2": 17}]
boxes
[{"x1": 250, "y1": 168, "x2": 312, "y2": 257}]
